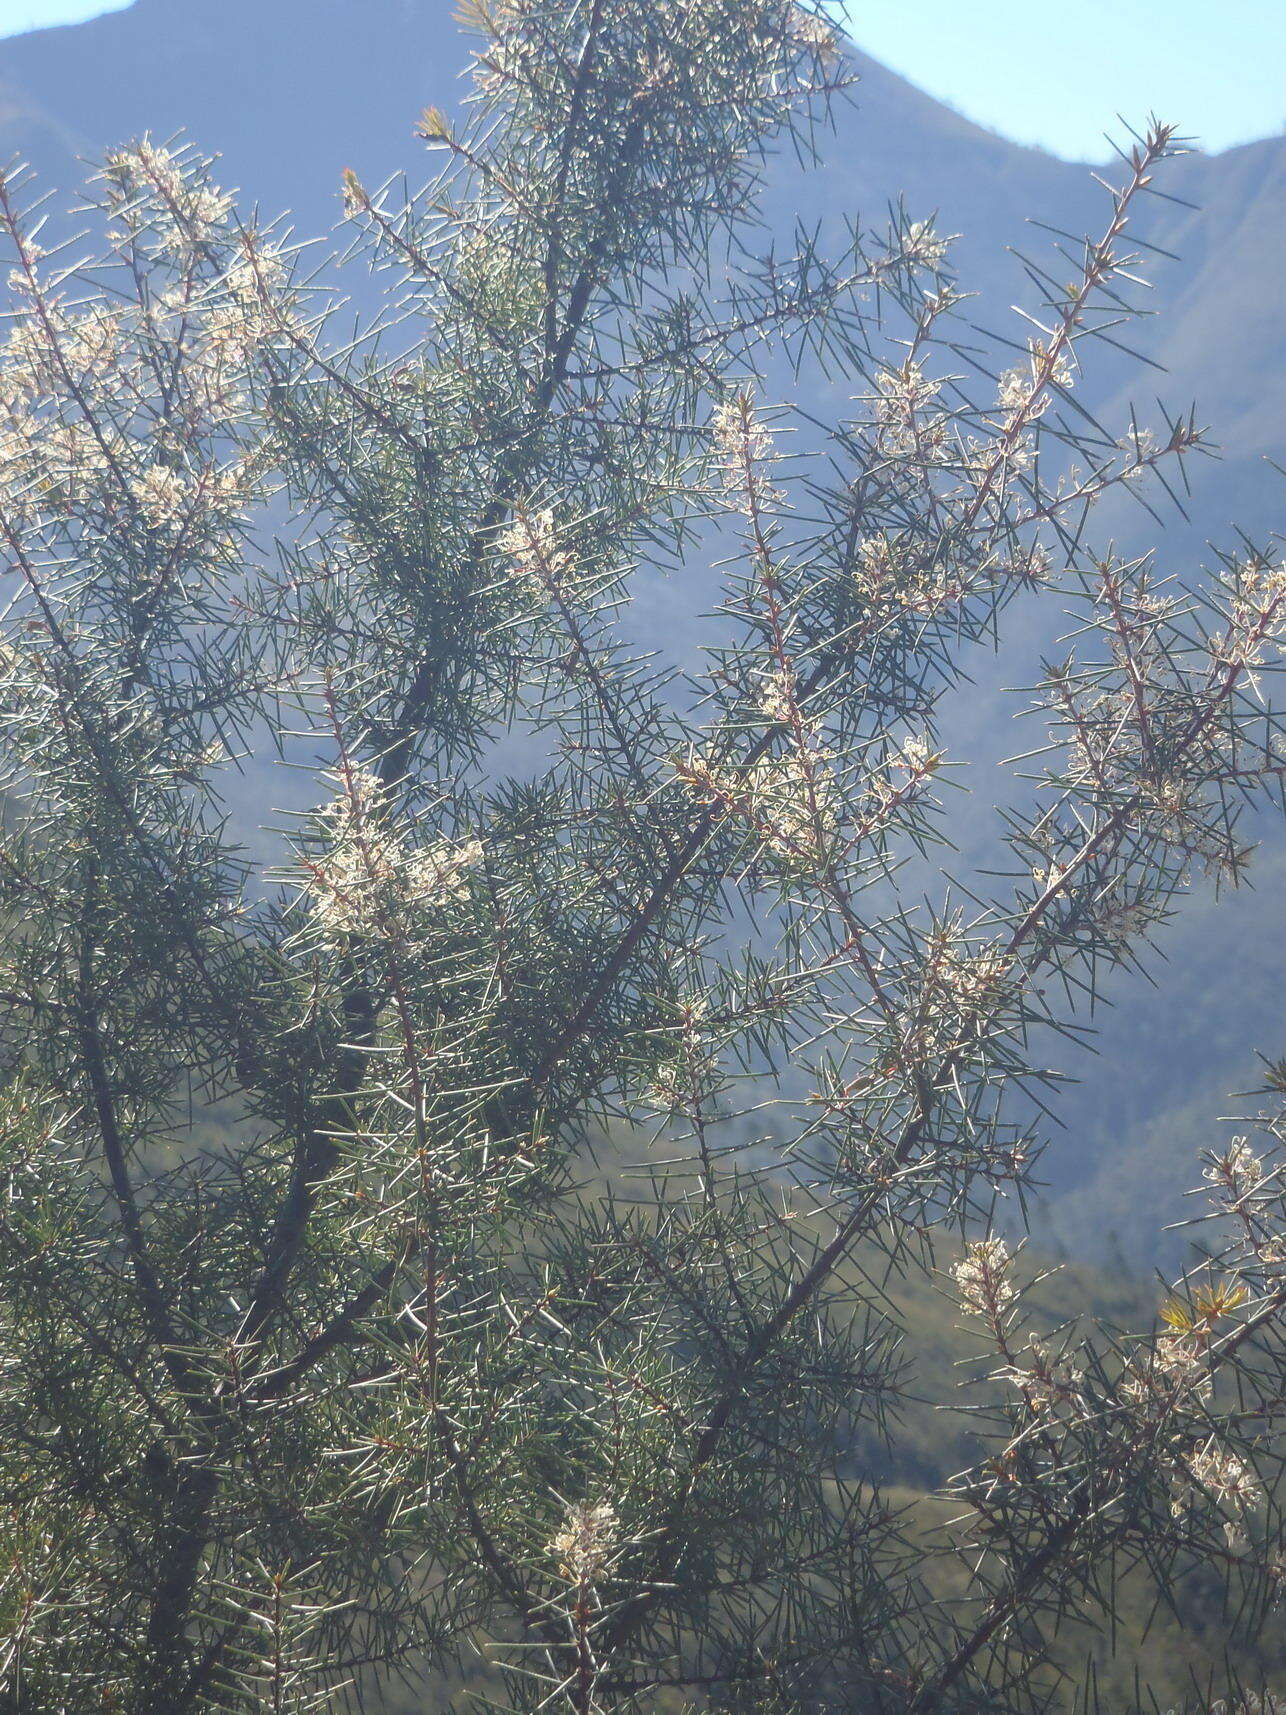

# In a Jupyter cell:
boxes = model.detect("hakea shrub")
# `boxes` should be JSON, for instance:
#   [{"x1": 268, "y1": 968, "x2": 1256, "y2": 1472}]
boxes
[
  {"x1": 0, "y1": 2, "x2": 1282, "y2": 1711},
  {"x1": 947, "y1": 1118, "x2": 1286, "y2": 1711}
]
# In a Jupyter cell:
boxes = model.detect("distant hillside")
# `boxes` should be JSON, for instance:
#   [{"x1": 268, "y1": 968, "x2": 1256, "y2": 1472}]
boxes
[{"x1": 0, "y1": 0, "x2": 1283, "y2": 1260}]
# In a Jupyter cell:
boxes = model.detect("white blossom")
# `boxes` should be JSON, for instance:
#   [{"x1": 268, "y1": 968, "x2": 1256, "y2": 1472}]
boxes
[
  {"x1": 498, "y1": 505, "x2": 573, "y2": 599},
  {"x1": 873, "y1": 362, "x2": 944, "y2": 459},
  {"x1": 1171, "y1": 1437, "x2": 1263, "y2": 1521},
  {"x1": 549, "y1": 1499, "x2": 618, "y2": 1585},
  {"x1": 130, "y1": 464, "x2": 190, "y2": 529},
  {"x1": 902, "y1": 218, "x2": 949, "y2": 271},
  {"x1": 105, "y1": 139, "x2": 185, "y2": 201},
  {"x1": 104, "y1": 141, "x2": 233, "y2": 251},
  {"x1": 757, "y1": 664, "x2": 796, "y2": 725},
  {"x1": 787, "y1": 5, "x2": 840, "y2": 62},
  {"x1": 1167, "y1": 1696, "x2": 1285, "y2": 1715},
  {"x1": 1153, "y1": 1329, "x2": 1213, "y2": 1398},
  {"x1": 1204, "y1": 1136, "x2": 1264, "y2": 1204},
  {"x1": 996, "y1": 367, "x2": 1031, "y2": 418},
  {"x1": 997, "y1": 338, "x2": 1075, "y2": 424},
  {"x1": 1002, "y1": 1338, "x2": 1084, "y2": 1415},
  {"x1": 952, "y1": 1237, "x2": 1016, "y2": 1318},
  {"x1": 304, "y1": 770, "x2": 483, "y2": 938},
  {"x1": 922, "y1": 930, "x2": 1011, "y2": 1033},
  {"x1": 710, "y1": 390, "x2": 777, "y2": 501},
  {"x1": 1118, "y1": 426, "x2": 1159, "y2": 479},
  {"x1": 675, "y1": 744, "x2": 838, "y2": 868},
  {"x1": 891, "y1": 734, "x2": 942, "y2": 777}
]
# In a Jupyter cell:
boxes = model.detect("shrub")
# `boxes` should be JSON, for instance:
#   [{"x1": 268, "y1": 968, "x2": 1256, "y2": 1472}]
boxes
[{"x1": 0, "y1": 4, "x2": 1281, "y2": 1710}]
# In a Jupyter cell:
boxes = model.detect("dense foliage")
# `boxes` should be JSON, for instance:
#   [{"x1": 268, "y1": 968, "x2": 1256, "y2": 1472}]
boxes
[{"x1": 0, "y1": 3, "x2": 1282, "y2": 1710}]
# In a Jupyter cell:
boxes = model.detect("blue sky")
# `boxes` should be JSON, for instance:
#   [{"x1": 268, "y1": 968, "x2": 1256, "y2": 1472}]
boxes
[
  {"x1": 832, "y1": 0, "x2": 1286, "y2": 161},
  {"x1": 0, "y1": 0, "x2": 1281, "y2": 163},
  {"x1": 0, "y1": 0, "x2": 127, "y2": 33}
]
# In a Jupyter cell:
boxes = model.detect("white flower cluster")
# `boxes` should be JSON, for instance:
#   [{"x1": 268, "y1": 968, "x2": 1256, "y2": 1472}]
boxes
[
  {"x1": 854, "y1": 532, "x2": 899, "y2": 585},
  {"x1": 103, "y1": 140, "x2": 233, "y2": 254},
  {"x1": 710, "y1": 390, "x2": 777, "y2": 502},
  {"x1": 1092, "y1": 891, "x2": 1162, "y2": 952},
  {"x1": 863, "y1": 733, "x2": 943, "y2": 825},
  {"x1": 1002, "y1": 1337, "x2": 1084, "y2": 1417},
  {"x1": 746, "y1": 748, "x2": 839, "y2": 863},
  {"x1": 890, "y1": 733, "x2": 942, "y2": 778},
  {"x1": 1128, "y1": 1272, "x2": 1256, "y2": 1407},
  {"x1": 1117, "y1": 426, "x2": 1160, "y2": 481},
  {"x1": 1, "y1": 300, "x2": 127, "y2": 406},
  {"x1": 549, "y1": 1499, "x2": 618, "y2": 1585},
  {"x1": 902, "y1": 218, "x2": 950, "y2": 272},
  {"x1": 305, "y1": 769, "x2": 483, "y2": 939},
  {"x1": 996, "y1": 338, "x2": 1075, "y2": 424},
  {"x1": 206, "y1": 247, "x2": 288, "y2": 359},
  {"x1": 1204, "y1": 1137, "x2": 1265, "y2": 1205},
  {"x1": 1153, "y1": 1327, "x2": 1213, "y2": 1398},
  {"x1": 646, "y1": 997, "x2": 719, "y2": 1111},
  {"x1": 873, "y1": 361, "x2": 947, "y2": 459},
  {"x1": 952, "y1": 1236, "x2": 1016, "y2": 1318},
  {"x1": 996, "y1": 370, "x2": 1030, "y2": 419},
  {"x1": 852, "y1": 533, "x2": 960, "y2": 620},
  {"x1": 922, "y1": 932, "x2": 1011, "y2": 1035},
  {"x1": 0, "y1": 410, "x2": 115, "y2": 520},
  {"x1": 1171, "y1": 1436, "x2": 1263, "y2": 1523},
  {"x1": 469, "y1": 0, "x2": 532, "y2": 96},
  {"x1": 1, "y1": 315, "x2": 62, "y2": 400},
  {"x1": 1168, "y1": 1697, "x2": 1284, "y2": 1715},
  {"x1": 787, "y1": 5, "x2": 840, "y2": 62},
  {"x1": 1140, "y1": 775, "x2": 1201, "y2": 842},
  {"x1": 1210, "y1": 560, "x2": 1286, "y2": 670},
  {"x1": 676, "y1": 745, "x2": 838, "y2": 869},
  {"x1": 4, "y1": 238, "x2": 44, "y2": 296},
  {"x1": 127, "y1": 461, "x2": 248, "y2": 548},
  {"x1": 1029, "y1": 860, "x2": 1065, "y2": 898},
  {"x1": 497, "y1": 506, "x2": 574, "y2": 602},
  {"x1": 129, "y1": 464, "x2": 190, "y2": 529},
  {"x1": 1012, "y1": 541, "x2": 1054, "y2": 585},
  {"x1": 0, "y1": 157, "x2": 285, "y2": 547},
  {"x1": 757, "y1": 664, "x2": 796, "y2": 725}
]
